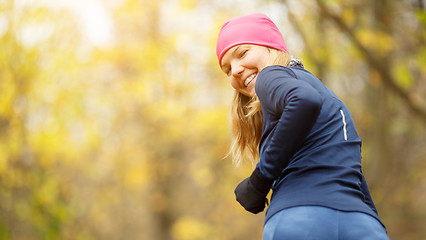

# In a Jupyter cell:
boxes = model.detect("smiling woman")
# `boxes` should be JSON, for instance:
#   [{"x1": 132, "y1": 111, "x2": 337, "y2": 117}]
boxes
[{"x1": 216, "y1": 12, "x2": 390, "y2": 240}]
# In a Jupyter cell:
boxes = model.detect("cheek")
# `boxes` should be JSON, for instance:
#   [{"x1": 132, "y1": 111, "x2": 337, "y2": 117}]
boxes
[{"x1": 230, "y1": 78, "x2": 239, "y2": 90}]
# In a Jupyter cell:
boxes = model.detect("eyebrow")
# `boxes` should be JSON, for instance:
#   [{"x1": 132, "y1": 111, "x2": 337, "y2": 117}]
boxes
[{"x1": 221, "y1": 46, "x2": 241, "y2": 69}]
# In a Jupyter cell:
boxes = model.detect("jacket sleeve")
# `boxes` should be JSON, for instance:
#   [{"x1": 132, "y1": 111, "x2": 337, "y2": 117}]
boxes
[{"x1": 255, "y1": 66, "x2": 322, "y2": 181}]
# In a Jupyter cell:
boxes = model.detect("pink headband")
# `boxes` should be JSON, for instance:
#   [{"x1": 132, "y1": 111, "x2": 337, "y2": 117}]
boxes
[{"x1": 216, "y1": 13, "x2": 288, "y2": 65}]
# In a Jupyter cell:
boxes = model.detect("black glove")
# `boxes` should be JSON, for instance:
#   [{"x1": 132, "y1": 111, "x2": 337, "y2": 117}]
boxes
[{"x1": 234, "y1": 167, "x2": 274, "y2": 214}]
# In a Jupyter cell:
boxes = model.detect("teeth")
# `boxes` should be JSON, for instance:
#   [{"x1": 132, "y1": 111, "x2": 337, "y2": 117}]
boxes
[{"x1": 244, "y1": 74, "x2": 256, "y2": 87}]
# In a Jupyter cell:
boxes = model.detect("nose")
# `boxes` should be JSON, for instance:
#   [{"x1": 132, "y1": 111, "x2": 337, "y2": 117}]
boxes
[{"x1": 231, "y1": 63, "x2": 244, "y2": 77}]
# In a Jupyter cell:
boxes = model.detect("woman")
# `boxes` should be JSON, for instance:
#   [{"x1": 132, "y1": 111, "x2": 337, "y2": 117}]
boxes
[{"x1": 216, "y1": 13, "x2": 389, "y2": 239}]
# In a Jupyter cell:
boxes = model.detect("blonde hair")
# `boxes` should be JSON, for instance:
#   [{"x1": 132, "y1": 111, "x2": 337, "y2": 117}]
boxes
[{"x1": 229, "y1": 47, "x2": 291, "y2": 166}]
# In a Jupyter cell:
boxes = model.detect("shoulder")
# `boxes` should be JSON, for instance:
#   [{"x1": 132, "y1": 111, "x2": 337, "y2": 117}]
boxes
[
  {"x1": 255, "y1": 65, "x2": 323, "y2": 111},
  {"x1": 255, "y1": 66, "x2": 293, "y2": 94},
  {"x1": 255, "y1": 65, "x2": 308, "y2": 95}
]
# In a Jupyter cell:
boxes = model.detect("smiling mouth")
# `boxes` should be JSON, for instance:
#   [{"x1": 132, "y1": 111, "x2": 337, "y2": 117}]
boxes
[{"x1": 244, "y1": 73, "x2": 256, "y2": 87}]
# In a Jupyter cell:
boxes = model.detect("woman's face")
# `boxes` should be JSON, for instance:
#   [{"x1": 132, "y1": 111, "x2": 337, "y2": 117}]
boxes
[{"x1": 220, "y1": 44, "x2": 270, "y2": 97}]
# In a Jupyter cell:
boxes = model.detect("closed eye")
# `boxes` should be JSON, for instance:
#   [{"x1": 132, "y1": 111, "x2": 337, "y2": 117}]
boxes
[{"x1": 240, "y1": 50, "x2": 248, "y2": 57}]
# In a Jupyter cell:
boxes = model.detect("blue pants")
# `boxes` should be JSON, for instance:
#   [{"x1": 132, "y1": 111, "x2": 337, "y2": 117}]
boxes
[{"x1": 263, "y1": 206, "x2": 389, "y2": 240}]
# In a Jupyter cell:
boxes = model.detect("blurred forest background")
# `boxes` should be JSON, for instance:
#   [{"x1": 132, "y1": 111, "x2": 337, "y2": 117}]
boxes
[{"x1": 0, "y1": 0, "x2": 425, "y2": 239}]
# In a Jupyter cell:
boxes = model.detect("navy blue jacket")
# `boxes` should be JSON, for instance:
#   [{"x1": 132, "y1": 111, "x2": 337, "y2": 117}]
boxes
[{"x1": 255, "y1": 65, "x2": 384, "y2": 227}]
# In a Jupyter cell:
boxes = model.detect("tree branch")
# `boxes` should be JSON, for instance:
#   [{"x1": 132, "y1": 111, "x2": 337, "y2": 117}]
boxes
[{"x1": 315, "y1": 0, "x2": 426, "y2": 121}]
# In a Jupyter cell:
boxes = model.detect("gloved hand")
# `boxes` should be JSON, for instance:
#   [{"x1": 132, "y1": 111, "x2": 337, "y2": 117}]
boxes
[{"x1": 234, "y1": 167, "x2": 274, "y2": 214}]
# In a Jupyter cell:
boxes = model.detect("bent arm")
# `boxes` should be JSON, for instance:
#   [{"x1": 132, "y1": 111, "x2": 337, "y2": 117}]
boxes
[{"x1": 255, "y1": 67, "x2": 322, "y2": 182}]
